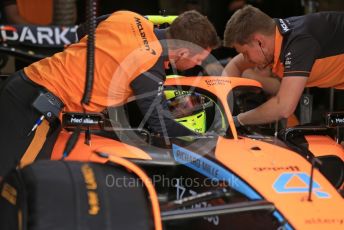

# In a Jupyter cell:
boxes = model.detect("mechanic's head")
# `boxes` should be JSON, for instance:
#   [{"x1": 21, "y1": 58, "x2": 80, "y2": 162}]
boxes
[
  {"x1": 224, "y1": 5, "x2": 275, "y2": 69},
  {"x1": 166, "y1": 10, "x2": 220, "y2": 71}
]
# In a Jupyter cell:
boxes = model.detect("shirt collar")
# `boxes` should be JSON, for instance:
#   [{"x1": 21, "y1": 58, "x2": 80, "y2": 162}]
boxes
[
  {"x1": 154, "y1": 29, "x2": 168, "y2": 60},
  {"x1": 272, "y1": 26, "x2": 284, "y2": 72}
]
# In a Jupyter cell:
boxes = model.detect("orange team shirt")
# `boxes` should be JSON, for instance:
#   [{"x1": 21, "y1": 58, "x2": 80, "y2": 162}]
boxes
[
  {"x1": 17, "y1": 0, "x2": 53, "y2": 25},
  {"x1": 272, "y1": 13, "x2": 344, "y2": 89},
  {"x1": 24, "y1": 11, "x2": 163, "y2": 112}
]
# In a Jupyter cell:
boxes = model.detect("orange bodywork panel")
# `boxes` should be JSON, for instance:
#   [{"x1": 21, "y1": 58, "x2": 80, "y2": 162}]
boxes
[
  {"x1": 305, "y1": 135, "x2": 344, "y2": 161},
  {"x1": 51, "y1": 131, "x2": 152, "y2": 162},
  {"x1": 215, "y1": 136, "x2": 344, "y2": 230}
]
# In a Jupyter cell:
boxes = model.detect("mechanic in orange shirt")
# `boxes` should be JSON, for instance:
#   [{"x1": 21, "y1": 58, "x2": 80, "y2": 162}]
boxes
[
  {"x1": 2, "y1": 0, "x2": 53, "y2": 25},
  {"x1": 0, "y1": 10, "x2": 219, "y2": 178},
  {"x1": 222, "y1": 5, "x2": 344, "y2": 127},
  {"x1": 2, "y1": 0, "x2": 76, "y2": 25}
]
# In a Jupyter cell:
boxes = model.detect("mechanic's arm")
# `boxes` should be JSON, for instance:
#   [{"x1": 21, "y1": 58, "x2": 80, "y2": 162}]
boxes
[
  {"x1": 3, "y1": 4, "x2": 28, "y2": 24},
  {"x1": 223, "y1": 55, "x2": 280, "y2": 95},
  {"x1": 242, "y1": 68, "x2": 280, "y2": 95},
  {"x1": 222, "y1": 53, "x2": 255, "y2": 76},
  {"x1": 237, "y1": 76, "x2": 307, "y2": 125},
  {"x1": 131, "y1": 72, "x2": 196, "y2": 137},
  {"x1": 236, "y1": 36, "x2": 320, "y2": 125}
]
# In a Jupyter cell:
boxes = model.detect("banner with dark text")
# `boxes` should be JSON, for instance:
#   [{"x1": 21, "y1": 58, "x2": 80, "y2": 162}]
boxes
[{"x1": 0, "y1": 25, "x2": 78, "y2": 48}]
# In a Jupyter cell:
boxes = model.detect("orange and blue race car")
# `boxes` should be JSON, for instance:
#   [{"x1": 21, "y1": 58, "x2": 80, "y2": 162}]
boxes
[{"x1": 48, "y1": 75, "x2": 344, "y2": 230}]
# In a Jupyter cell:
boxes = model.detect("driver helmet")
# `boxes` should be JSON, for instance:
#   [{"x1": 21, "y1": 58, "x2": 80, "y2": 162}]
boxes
[{"x1": 164, "y1": 90, "x2": 207, "y2": 134}]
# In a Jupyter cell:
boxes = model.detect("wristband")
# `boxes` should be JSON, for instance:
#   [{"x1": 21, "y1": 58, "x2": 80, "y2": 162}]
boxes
[{"x1": 233, "y1": 116, "x2": 242, "y2": 127}]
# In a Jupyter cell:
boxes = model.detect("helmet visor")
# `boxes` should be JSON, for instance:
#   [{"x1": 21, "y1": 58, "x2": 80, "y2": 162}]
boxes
[{"x1": 166, "y1": 94, "x2": 204, "y2": 119}]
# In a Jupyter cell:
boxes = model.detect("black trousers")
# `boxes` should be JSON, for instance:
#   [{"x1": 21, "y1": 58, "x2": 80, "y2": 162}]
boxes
[{"x1": 0, "y1": 71, "x2": 60, "y2": 177}]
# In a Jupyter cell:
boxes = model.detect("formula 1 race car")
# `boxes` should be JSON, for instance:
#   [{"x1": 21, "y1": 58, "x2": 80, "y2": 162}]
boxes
[{"x1": 47, "y1": 75, "x2": 344, "y2": 230}]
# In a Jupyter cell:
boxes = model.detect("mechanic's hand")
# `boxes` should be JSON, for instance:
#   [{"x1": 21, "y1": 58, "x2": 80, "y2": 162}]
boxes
[{"x1": 232, "y1": 116, "x2": 244, "y2": 128}]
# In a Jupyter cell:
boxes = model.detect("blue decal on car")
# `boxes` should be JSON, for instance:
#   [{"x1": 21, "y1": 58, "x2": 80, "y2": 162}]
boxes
[
  {"x1": 273, "y1": 172, "x2": 330, "y2": 198},
  {"x1": 173, "y1": 144, "x2": 260, "y2": 200}
]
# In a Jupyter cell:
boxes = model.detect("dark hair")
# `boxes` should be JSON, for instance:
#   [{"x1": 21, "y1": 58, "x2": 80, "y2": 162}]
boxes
[
  {"x1": 224, "y1": 5, "x2": 275, "y2": 47},
  {"x1": 166, "y1": 10, "x2": 220, "y2": 50}
]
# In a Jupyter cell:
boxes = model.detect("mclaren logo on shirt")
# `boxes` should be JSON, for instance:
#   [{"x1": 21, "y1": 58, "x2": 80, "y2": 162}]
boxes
[
  {"x1": 279, "y1": 19, "x2": 290, "y2": 33},
  {"x1": 134, "y1": 17, "x2": 156, "y2": 55}
]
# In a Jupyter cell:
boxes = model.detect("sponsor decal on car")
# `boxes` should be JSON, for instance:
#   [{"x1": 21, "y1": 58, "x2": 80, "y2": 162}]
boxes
[
  {"x1": 172, "y1": 144, "x2": 260, "y2": 199},
  {"x1": 273, "y1": 172, "x2": 330, "y2": 198},
  {"x1": 205, "y1": 79, "x2": 230, "y2": 86},
  {"x1": 305, "y1": 218, "x2": 344, "y2": 225},
  {"x1": 254, "y1": 166, "x2": 300, "y2": 172}
]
